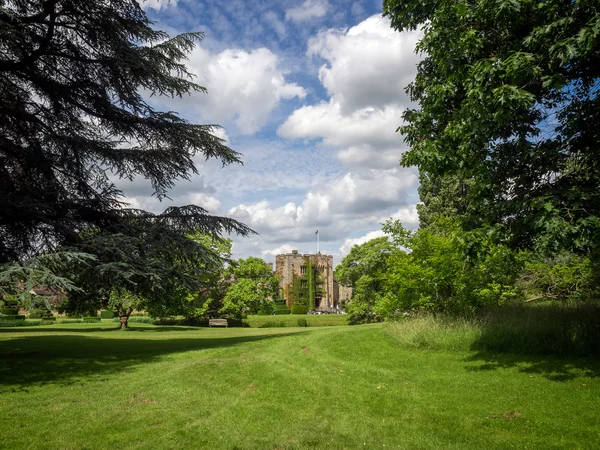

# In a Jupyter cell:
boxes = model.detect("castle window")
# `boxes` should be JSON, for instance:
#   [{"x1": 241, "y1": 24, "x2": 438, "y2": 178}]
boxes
[
  {"x1": 300, "y1": 280, "x2": 307, "y2": 287},
  {"x1": 300, "y1": 265, "x2": 306, "y2": 274}
]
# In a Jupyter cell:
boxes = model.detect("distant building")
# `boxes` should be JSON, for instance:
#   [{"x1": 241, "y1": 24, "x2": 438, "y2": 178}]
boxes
[{"x1": 274, "y1": 250, "x2": 351, "y2": 311}]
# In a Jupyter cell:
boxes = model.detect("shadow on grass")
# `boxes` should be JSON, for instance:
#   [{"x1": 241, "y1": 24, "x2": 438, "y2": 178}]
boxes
[
  {"x1": 465, "y1": 304, "x2": 600, "y2": 381},
  {"x1": 464, "y1": 351, "x2": 600, "y2": 381},
  {"x1": 0, "y1": 325, "x2": 208, "y2": 333},
  {"x1": 0, "y1": 329, "x2": 305, "y2": 390}
]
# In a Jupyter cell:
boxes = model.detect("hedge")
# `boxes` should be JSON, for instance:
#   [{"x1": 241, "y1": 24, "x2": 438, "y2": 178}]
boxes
[{"x1": 290, "y1": 304, "x2": 308, "y2": 315}]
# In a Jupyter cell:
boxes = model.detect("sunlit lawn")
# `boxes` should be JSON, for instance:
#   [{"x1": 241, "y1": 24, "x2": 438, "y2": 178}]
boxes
[{"x1": 1, "y1": 322, "x2": 598, "y2": 449}]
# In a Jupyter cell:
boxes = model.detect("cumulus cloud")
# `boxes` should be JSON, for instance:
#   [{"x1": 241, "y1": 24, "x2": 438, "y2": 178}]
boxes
[
  {"x1": 278, "y1": 14, "x2": 422, "y2": 170},
  {"x1": 262, "y1": 244, "x2": 298, "y2": 256},
  {"x1": 166, "y1": 46, "x2": 305, "y2": 135},
  {"x1": 227, "y1": 169, "x2": 418, "y2": 244},
  {"x1": 339, "y1": 230, "x2": 387, "y2": 256},
  {"x1": 285, "y1": 0, "x2": 329, "y2": 23},
  {"x1": 307, "y1": 15, "x2": 421, "y2": 112}
]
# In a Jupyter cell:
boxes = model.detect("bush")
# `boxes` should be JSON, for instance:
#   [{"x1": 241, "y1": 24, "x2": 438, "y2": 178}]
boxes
[
  {"x1": 111, "y1": 316, "x2": 154, "y2": 324},
  {"x1": 258, "y1": 321, "x2": 287, "y2": 328},
  {"x1": 83, "y1": 317, "x2": 100, "y2": 323},
  {"x1": 290, "y1": 304, "x2": 308, "y2": 315},
  {"x1": 0, "y1": 319, "x2": 42, "y2": 327},
  {"x1": 40, "y1": 318, "x2": 56, "y2": 325},
  {"x1": 57, "y1": 318, "x2": 85, "y2": 324},
  {"x1": 272, "y1": 309, "x2": 291, "y2": 315},
  {"x1": 297, "y1": 318, "x2": 308, "y2": 327},
  {"x1": 100, "y1": 310, "x2": 116, "y2": 319}
]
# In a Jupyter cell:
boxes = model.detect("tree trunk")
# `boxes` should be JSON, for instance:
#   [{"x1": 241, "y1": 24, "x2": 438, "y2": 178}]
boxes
[{"x1": 118, "y1": 307, "x2": 133, "y2": 329}]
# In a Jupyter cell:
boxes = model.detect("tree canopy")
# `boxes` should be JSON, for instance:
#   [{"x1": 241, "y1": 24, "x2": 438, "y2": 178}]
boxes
[
  {"x1": 0, "y1": 0, "x2": 254, "y2": 314},
  {"x1": 0, "y1": 0, "x2": 251, "y2": 265},
  {"x1": 383, "y1": 0, "x2": 600, "y2": 255}
]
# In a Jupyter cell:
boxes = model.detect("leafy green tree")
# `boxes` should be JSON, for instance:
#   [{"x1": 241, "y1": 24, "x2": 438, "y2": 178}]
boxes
[
  {"x1": 335, "y1": 237, "x2": 397, "y2": 288},
  {"x1": 184, "y1": 234, "x2": 233, "y2": 321},
  {"x1": 380, "y1": 219, "x2": 522, "y2": 316},
  {"x1": 416, "y1": 173, "x2": 473, "y2": 229},
  {"x1": 219, "y1": 257, "x2": 279, "y2": 319},
  {"x1": 335, "y1": 237, "x2": 398, "y2": 323},
  {"x1": 0, "y1": 0, "x2": 252, "y2": 311},
  {"x1": 384, "y1": 0, "x2": 600, "y2": 255}
]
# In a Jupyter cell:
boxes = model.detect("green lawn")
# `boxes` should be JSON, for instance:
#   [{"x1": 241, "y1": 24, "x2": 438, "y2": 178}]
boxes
[{"x1": 0, "y1": 322, "x2": 598, "y2": 449}]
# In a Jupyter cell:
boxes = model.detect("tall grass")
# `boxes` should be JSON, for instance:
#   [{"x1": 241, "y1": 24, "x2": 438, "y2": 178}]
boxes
[{"x1": 387, "y1": 302, "x2": 600, "y2": 356}]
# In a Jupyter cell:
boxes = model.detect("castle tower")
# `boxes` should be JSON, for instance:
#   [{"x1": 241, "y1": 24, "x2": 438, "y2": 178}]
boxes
[{"x1": 275, "y1": 250, "x2": 336, "y2": 310}]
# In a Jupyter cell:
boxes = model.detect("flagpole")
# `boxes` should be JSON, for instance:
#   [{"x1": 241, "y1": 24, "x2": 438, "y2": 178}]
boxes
[{"x1": 317, "y1": 230, "x2": 319, "y2": 254}]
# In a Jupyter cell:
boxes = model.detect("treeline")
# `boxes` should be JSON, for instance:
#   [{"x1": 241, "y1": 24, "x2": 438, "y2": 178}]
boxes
[{"x1": 337, "y1": 217, "x2": 599, "y2": 325}]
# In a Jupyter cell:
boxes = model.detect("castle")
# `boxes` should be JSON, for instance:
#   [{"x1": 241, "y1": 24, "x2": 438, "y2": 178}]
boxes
[{"x1": 274, "y1": 250, "x2": 351, "y2": 311}]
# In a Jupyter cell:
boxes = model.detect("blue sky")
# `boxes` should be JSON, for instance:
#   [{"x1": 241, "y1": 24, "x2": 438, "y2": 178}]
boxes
[{"x1": 124, "y1": 0, "x2": 423, "y2": 265}]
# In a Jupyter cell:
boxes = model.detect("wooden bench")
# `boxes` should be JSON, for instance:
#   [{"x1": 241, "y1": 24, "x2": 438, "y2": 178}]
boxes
[{"x1": 209, "y1": 318, "x2": 228, "y2": 328}]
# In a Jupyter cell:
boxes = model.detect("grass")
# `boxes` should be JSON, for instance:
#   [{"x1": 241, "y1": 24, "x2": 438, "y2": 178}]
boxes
[
  {"x1": 1, "y1": 318, "x2": 599, "y2": 449},
  {"x1": 388, "y1": 303, "x2": 600, "y2": 357}
]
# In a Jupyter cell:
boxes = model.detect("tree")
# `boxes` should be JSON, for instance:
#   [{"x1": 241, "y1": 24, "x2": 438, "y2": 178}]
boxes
[
  {"x1": 219, "y1": 257, "x2": 279, "y2": 319},
  {"x1": 384, "y1": 0, "x2": 600, "y2": 255},
  {"x1": 335, "y1": 237, "x2": 398, "y2": 323},
  {"x1": 416, "y1": 173, "x2": 473, "y2": 229},
  {"x1": 381, "y1": 218, "x2": 522, "y2": 316},
  {"x1": 0, "y1": 0, "x2": 252, "y2": 313},
  {"x1": 335, "y1": 237, "x2": 397, "y2": 289}
]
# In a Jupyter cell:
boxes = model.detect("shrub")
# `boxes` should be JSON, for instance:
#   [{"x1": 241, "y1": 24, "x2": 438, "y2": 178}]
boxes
[
  {"x1": 297, "y1": 318, "x2": 308, "y2": 327},
  {"x1": 258, "y1": 321, "x2": 287, "y2": 328},
  {"x1": 272, "y1": 309, "x2": 291, "y2": 315},
  {"x1": 40, "y1": 318, "x2": 56, "y2": 325},
  {"x1": 100, "y1": 310, "x2": 116, "y2": 319},
  {"x1": 0, "y1": 319, "x2": 42, "y2": 327},
  {"x1": 83, "y1": 317, "x2": 100, "y2": 323},
  {"x1": 291, "y1": 304, "x2": 308, "y2": 315},
  {"x1": 111, "y1": 316, "x2": 154, "y2": 324}
]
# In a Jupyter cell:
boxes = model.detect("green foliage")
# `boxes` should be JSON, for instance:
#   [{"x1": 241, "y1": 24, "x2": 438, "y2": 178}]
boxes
[
  {"x1": 384, "y1": 0, "x2": 600, "y2": 258},
  {"x1": 290, "y1": 304, "x2": 308, "y2": 315},
  {"x1": 100, "y1": 310, "x2": 116, "y2": 319},
  {"x1": 296, "y1": 318, "x2": 309, "y2": 327},
  {"x1": 0, "y1": 0, "x2": 250, "y2": 266},
  {"x1": 0, "y1": 319, "x2": 42, "y2": 327},
  {"x1": 219, "y1": 257, "x2": 279, "y2": 320},
  {"x1": 380, "y1": 219, "x2": 522, "y2": 316},
  {"x1": 336, "y1": 237, "x2": 399, "y2": 323},
  {"x1": 289, "y1": 257, "x2": 323, "y2": 310},
  {"x1": 0, "y1": 1, "x2": 252, "y2": 317},
  {"x1": 519, "y1": 252, "x2": 599, "y2": 301}
]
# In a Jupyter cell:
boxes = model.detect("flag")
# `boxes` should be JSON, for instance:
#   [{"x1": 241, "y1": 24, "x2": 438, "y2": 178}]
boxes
[{"x1": 315, "y1": 230, "x2": 319, "y2": 235}]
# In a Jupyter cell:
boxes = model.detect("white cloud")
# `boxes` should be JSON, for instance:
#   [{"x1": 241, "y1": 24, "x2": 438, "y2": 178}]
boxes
[
  {"x1": 172, "y1": 47, "x2": 305, "y2": 135},
  {"x1": 227, "y1": 169, "x2": 418, "y2": 242},
  {"x1": 279, "y1": 101, "x2": 405, "y2": 149},
  {"x1": 285, "y1": 0, "x2": 329, "y2": 23},
  {"x1": 262, "y1": 244, "x2": 298, "y2": 256},
  {"x1": 188, "y1": 192, "x2": 222, "y2": 212},
  {"x1": 142, "y1": 0, "x2": 177, "y2": 11},
  {"x1": 339, "y1": 230, "x2": 386, "y2": 256},
  {"x1": 278, "y1": 14, "x2": 422, "y2": 173},
  {"x1": 307, "y1": 15, "x2": 421, "y2": 113}
]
